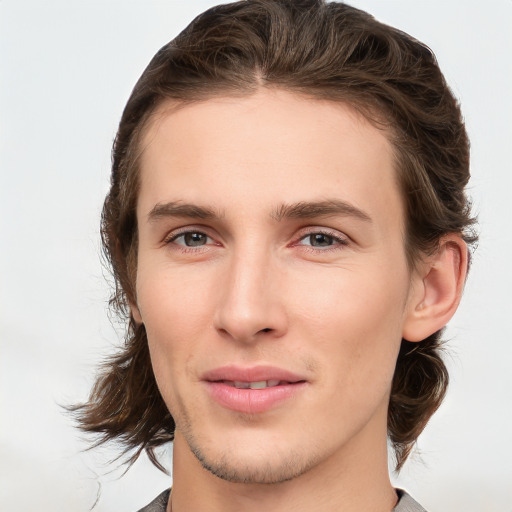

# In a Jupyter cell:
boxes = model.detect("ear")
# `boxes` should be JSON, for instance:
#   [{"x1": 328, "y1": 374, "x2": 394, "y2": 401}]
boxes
[
  {"x1": 129, "y1": 301, "x2": 143, "y2": 325},
  {"x1": 402, "y1": 234, "x2": 468, "y2": 342}
]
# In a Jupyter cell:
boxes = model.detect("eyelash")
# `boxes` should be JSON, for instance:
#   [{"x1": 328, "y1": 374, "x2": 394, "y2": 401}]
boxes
[
  {"x1": 293, "y1": 229, "x2": 349, "y2": 252},
  {"x1": 164, "y1": 228, "x2": 217, "y2": 252},
  {"x1": 163, "y1": 228, "x2": 349, "y2": 253}
]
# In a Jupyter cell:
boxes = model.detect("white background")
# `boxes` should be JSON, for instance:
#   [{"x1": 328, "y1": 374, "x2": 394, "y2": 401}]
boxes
[{"x1": 1, "y1": 1, "x2": 511, "y2": 511}]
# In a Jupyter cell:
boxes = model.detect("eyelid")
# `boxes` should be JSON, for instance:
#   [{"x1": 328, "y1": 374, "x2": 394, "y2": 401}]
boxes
[
  {"x1": 292, "y1": 226, "x2": 350, "y2": 249},
  {"x1": 162, "y1": 225, "x2": 219, "y2": 245},
  {"x1": 161, "y1": 224, "x2": 349, "y2": 249}
]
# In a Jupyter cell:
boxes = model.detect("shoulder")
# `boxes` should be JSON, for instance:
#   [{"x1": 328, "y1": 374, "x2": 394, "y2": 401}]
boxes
[
  {"x1": 393, "y1": 489, "x2": 427, "y2": 512},
  {"x1": 136, "y1": 488, "x2": 171, "y2": 512}
]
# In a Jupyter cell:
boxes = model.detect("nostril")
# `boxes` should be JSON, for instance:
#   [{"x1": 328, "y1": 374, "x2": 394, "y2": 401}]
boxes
[{"x1": 260, "y1": 328, "x2": 272, "y2": 333}]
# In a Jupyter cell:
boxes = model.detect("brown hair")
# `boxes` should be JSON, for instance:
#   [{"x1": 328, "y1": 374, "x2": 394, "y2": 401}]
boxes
[{"x1": 76, "y1": 0, "x2": 477, "y2": 471}]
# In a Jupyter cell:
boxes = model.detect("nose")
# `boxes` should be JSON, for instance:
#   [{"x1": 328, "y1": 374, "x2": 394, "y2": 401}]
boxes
[{"x1": 213, "y1": 246, "x2": 288, "y2": 343}]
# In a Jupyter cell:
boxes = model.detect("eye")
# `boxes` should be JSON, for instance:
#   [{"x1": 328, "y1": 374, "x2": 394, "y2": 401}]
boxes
[
  {"x1": 296, "y1": 231, "x2": 348, "y2": 249},
  {"x1": 168, "y1": 231, "x2": 212, "y2": 247},
  {"x1": 302, "y1": 233, "x2": 334, "y2": 247}
]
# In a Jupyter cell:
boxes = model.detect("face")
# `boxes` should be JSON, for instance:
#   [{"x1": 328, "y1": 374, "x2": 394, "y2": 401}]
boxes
[{"x1": 134, "y1": 90, "x2": 417, "y2": 484}]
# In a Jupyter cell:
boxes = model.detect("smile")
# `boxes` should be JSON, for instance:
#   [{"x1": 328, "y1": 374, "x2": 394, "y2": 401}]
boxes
[{"x1": 202, "y1": 366, "x2": 308, "y2": 414}]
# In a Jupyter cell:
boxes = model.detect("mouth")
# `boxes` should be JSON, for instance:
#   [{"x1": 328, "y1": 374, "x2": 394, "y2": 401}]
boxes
[
  {"x1": 202, "y1": 365, "x2": 306, "y2": 384},
  {"x1": 220, "y1": 379, "x2": 297, "y2": 389},
  {"x1": 203, "y1": 366, "x2": 308, "y2": 414}
]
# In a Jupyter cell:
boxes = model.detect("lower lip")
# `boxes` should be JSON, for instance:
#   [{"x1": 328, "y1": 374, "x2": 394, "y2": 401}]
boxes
[{"x1": 205, "y1": 381, "x2": 306, "y2": 414}]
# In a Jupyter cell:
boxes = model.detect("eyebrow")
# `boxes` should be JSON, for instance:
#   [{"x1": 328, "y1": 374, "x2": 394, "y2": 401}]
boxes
[
  {"x1": 148, "y1": 201, "x2": 222, "y2": 222},
  {"x1": 270, "y1": 199, "x2": 372, "y2": 223},
  {"x1": 147, "y1": 199, "x2": 372, "y2": 223}
]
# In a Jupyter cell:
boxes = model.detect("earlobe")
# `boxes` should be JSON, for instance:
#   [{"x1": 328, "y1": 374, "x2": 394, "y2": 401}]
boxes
[{"x1": 402, "y1": 235, "x2": 468, "y2": 342}]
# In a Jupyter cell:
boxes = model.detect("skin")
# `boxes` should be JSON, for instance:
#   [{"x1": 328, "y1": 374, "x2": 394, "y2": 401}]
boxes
[{"x1": 132, "y1": 89, "x2": 467, "y2": 512}]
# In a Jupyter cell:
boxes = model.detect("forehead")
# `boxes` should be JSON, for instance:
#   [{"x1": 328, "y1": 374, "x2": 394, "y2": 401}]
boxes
[{"x1": 137, "y1": 89, "x2": 403, "y2": 230}]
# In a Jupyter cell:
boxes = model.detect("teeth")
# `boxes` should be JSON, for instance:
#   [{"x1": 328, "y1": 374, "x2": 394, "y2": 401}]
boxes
[
  {"x1": 228, "y1": 380, "x2": 283, "y2": 389},
  {"x1": 249, "y1": 380, "x2": 268, "y2": 389}
]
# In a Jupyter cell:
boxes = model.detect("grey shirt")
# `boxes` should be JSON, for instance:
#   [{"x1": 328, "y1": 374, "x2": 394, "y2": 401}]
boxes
[{"x1": 136, "y1": 488, "x2": 426, "y2": 511}]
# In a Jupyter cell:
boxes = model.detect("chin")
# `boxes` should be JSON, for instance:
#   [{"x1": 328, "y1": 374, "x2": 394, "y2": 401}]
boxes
[
  {"x1": 179, "y1": 420, "x2": 320, "y2": 485},
  {"x1": 190, "y1": 443, "x2": 314, "y2": 484}
]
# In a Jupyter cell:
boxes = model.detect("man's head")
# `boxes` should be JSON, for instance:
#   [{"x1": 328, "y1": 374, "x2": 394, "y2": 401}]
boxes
[{"x1": 80, "y1": 0, "x2": 476, "y2": 473}]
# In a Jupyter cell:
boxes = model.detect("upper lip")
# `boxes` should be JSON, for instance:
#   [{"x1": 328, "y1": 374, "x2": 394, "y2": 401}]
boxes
[{"x1": 202, "y1": 365, "x2": 306, "y2": 383}]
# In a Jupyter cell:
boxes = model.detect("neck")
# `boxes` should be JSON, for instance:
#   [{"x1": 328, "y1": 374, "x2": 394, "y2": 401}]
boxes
[{"x1": 169, "y1": 413, "x2": 397, "y2": 512}]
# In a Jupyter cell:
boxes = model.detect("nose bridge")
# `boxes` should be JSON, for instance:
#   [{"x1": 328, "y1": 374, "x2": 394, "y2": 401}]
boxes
[{"x1": 214, "y1": 239, "x2": 286, "y2": 342}]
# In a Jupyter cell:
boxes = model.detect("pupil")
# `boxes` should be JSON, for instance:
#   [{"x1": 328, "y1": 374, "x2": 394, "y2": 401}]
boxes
[
  {"x1": 310, "y1": 233, "x2": 332, "y2": 247},
  {"x1": 184, "y1": 233, "x2": 206, "y2": 246}
]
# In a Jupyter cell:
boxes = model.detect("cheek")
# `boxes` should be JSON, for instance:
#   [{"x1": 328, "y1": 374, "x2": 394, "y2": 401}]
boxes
[
  {"x1": 290, "y1": 258, "x2": 408, "y2": 328},
  {"x1": 136, "y1": 267, "x2": 216, "y2": 394},
  {"x1": 138, "y1": 261, "x2": 215, "y2": 330},
  {"x1": 288, "y1": 261, "x2": 408, "y2": 382}
]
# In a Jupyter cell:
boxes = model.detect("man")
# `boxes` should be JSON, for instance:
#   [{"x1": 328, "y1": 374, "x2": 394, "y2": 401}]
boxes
[{"x1": 77, "y1": 1, "x2": 476, "y2": 510}]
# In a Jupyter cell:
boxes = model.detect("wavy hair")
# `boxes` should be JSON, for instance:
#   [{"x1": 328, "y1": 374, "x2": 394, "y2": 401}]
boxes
[{"x1": 75, "y1": 0, "x2": 477, "y2": 471}]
